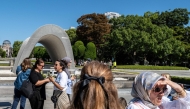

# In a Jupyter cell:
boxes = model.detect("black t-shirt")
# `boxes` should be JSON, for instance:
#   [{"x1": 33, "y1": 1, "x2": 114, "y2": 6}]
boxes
[{"x1": 29, "y1": 70, "x2": 46, "y2": 100}]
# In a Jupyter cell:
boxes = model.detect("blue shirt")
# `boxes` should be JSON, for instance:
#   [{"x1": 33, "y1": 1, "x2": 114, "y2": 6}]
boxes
[
  {"x1": 16, "y1": 65, "x2": 22, "y2": 75},
  {"x1": 14, "y1": 66, "x2": 31, "y2": 90},
  {"x1": 64, "y1": 68, "x2": 73, "y2": 94},
  {"x1": 66, "y1": 79, "x2": 73, "y2": 94}
]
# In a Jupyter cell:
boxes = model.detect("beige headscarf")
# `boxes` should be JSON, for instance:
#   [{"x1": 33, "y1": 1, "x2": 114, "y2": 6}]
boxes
[{"x1": 130, "y1": 72, "x2": 165, "y2": 109}]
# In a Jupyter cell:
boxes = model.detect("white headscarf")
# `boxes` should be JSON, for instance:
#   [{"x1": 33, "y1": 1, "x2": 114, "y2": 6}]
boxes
[
  {"x1": 62, "y1": 57, "x2": 72, "y2": 78},
  {"x1": 130, "y1": 72, "x2": 165, "y2": 109}
]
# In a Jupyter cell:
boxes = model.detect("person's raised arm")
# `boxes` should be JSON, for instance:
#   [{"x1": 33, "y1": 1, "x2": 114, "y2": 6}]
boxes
[
  {"x1": 35, "y1": 78, "x2": 50, "y2": 86},
  {"x1": 165, "y1": 79, "x2": 186, "y2": 98}
]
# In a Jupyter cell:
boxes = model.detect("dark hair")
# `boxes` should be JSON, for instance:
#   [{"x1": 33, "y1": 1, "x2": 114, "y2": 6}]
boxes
[
  {"x1": 56, "y1": 59, "x2": 67, "y2": 70},
  {"x1": 60, "y1": 60, "x2": 68, "y2": 69},
  {"x1": 31, "y1": 58, "x2": 44, "y2": 72}
]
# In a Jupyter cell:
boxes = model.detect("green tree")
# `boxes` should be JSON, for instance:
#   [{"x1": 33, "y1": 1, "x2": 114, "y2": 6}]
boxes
[
  {"x1": 73, "y1": 41, "x2": 86, "y2": 60},
  {"x1": 12, "y1": 41, "x2": 23, "y2": 57},
  {"x1": 1, "y1": 51, "x2": 6, "y2": 58},
  {"x1": 43, "y1": 49, "x2": 51, "y2": 61},
  {"x1": 0, "y1": 48, "x2": 5, "y2": 58},
  {"x1": 148, "y1": 8, "x2": 190, "y2": 27},
  {"x1": 84, "y1": 42, "x2": 96, "y2": 60},
  {"x1": 76, "y1": 13, "x2": 111, "y2": 49},
  {"x1": 180, "y1": 26, "x2": 190, "y2": 63},
  {"x1": 108, "y1": 15, "x2": 185, "y2": 64},
  {"x1": 32, "y1": 46, "x2": 46, "y2": 59},
  {"x1": 0, "y1": 48, "x2": 3, "y2": 56},
  {"x1": 65, "y1": 28, "x2": 77, "y2": 45},
  {"x1": 78, "y1": 45, "x2": 86, "y2": 59}
]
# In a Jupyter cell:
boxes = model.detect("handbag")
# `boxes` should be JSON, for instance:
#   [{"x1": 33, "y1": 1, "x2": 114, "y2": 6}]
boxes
[
  {"x1": 20, "y1": 79, "x2": 34, "y2": 99},
  {"x1": 51, "y1": 90, "x2": 63, "y2": 108}
]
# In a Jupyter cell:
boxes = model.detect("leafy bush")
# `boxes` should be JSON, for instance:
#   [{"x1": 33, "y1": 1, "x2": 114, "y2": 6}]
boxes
[
  {"x1": 0, "y1": 63, "x2": 9, "y2": 66},
  {"x1": 171, "y1": 76, "x2": 190, "y2": 84},
  {"x1": 73, "y1": 41, "x2": 85, "y2": 59},
  {"x1": 84, "y1": 42, "x2": 96, "y2": 60}
]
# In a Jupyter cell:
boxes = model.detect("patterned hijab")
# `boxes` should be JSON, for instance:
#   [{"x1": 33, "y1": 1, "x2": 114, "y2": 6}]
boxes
[
  {"x1": 62, "y1": 57, "x2": 72, "y2": 78},
  {"x1": 130, "y1": 72, "x2": 165, "y2": 109}
]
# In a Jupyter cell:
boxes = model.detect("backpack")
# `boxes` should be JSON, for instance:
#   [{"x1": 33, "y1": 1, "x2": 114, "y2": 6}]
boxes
[{"x1": 20, "y1": 79, "x2": 34, "y2": 99}]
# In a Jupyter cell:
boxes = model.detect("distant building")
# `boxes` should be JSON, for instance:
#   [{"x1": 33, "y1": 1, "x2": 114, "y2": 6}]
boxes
[
  {"x1": 70, "y1": 26, "x2": 76, "y2": 29},
  {"x1": 63, "y1": 26, "x2": 76, "y2": 31},
  {"x1": 0, "y1": 40, "x2": 12, "y2": 57},
  {"x1": 104, "y1": 12, "x2": 121, "y2": 19}
]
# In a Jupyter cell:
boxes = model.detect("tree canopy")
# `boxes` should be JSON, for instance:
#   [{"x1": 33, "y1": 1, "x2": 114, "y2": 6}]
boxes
[
  {"x1": 0, "y1": 48, "x2": 6, "y2": 58},
  {"x1": 76, "y1": 13, "x2": 111, "y2": 48},
  {"x1": 73, "y1": 41, "x2": 86, "y2": 60},
  {"x1": 84, "y1": 42, "x2": 96, "y2": 60},
  {"x1": 10, "y1": 8, "x2": 190, "y2": 66},
  {"x1": 107, "y1": 10, "x2": 186, "y2": 64},
  {"x1": 12, "y1": 41, "x2": 23, "y2": 57},
  {"x1": 65, "y1": 28, "x2": 77, "y2": 45}
]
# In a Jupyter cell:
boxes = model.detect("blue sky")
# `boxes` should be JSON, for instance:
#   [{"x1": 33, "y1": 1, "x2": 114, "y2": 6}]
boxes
[{"x1": 0, "y1": 0, "x2": 190, "y2": 46}]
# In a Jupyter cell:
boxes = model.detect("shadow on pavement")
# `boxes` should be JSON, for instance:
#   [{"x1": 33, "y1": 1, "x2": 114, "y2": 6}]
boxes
[{"x1": 0, "y1": 102, "x2": 11, "y2": 109}]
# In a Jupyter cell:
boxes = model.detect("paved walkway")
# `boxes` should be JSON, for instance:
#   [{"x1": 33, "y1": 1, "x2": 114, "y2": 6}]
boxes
[
  {"x1": 0, "y1": 69, "x2": 189, "y2": 109},
  {"x1": 0, "y1": 83, "x2": 132, "y2": 109}
]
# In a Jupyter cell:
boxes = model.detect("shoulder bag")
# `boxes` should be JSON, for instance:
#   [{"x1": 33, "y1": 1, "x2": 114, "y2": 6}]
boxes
[
  {"x1": 20, "y1": 79, "x2": 34, "y2": 99},
  {"x1": 51, "y1": 90, "x2": 63, "y2": 108}
]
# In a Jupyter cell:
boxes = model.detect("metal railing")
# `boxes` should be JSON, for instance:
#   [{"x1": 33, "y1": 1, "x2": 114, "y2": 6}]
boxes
[{"x1": 42, "y1": 68, "x2": 81, "y2": 76}]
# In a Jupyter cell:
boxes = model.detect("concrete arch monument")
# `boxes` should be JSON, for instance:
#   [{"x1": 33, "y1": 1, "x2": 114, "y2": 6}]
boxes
[{"x1": 13, "y1": 24, "x2": 75, "y2": 73}]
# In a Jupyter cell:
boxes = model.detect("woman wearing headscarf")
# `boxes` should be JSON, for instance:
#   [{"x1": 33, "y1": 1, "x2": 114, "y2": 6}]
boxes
[
  {"x1": 62, "y1": 57, "x2": 75, "y2": 102},
  {"x1": 127, "y1": 72, "x2": 190, "y2": 109}
]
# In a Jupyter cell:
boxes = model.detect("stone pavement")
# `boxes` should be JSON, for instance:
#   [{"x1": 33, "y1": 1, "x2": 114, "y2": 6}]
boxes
[
  {"x1": 1, "y1": 69, "x2": 189, "y2": 109},
  {"x1": 0, "y1": 83, "x2": 132, "y2": 109}
]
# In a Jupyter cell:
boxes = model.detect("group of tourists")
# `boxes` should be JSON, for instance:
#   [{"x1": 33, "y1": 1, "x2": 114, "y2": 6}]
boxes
[
  {"x1": 11, "y1": 58, "x2": 190, "y2": 109},
  {"x1": 12, "y1": 57, "x2": 74, "y2": 109}
]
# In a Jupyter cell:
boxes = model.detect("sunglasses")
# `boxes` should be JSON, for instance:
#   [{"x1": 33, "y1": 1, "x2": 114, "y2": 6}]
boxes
[
  {"x1": 39, "y1": 65, "x2": 44, "y2": 68},
  {"x1": 152, "y1": 87, "x2": 167, "y2": 93}
]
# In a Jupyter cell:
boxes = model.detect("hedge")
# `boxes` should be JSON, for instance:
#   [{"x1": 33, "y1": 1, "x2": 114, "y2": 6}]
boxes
[
  {"x1": 116, "y1": 65, "x2": 189, "y2": 70},
  {"x1": 171, "y1": 76, "x2": 190, "y2": 84}
]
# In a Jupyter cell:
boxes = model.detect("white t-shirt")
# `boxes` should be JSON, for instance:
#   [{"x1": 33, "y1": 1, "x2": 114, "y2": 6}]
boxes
[
  {"x1": 54, "y1": 71, "x2": 68, "y2": 91},
  {"x1": 161, "y1": 90, "x2": 190, "y2": 109},
  {"x1": 127, "y1": 91, "x2": 190, "y2": 109},
  {"x1": 127, "y1": 100, "x2": 159, "y2": 109}
]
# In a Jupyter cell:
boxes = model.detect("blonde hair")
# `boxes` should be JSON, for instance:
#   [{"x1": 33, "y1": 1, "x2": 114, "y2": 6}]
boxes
[
  {"x1": 69, "y1": 61, "x2": 122, "y2": 109},
  {"x1": 119, "y1": 97, "x2": 127, "y2": 109},
  {"x1": 161, "y1": 73, "x2": 171, "y2": 80},
  {"x1": 21, "y1": 58, "x2": 32, "y2": 72}
]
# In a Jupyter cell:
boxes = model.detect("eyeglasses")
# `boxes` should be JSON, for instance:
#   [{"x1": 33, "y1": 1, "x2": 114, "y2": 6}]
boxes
[{"x1": 152, "y1": 87, "x2": 167, "y2": 93}]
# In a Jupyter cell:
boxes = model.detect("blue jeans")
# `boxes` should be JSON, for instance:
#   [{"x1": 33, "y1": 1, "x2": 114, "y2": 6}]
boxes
[{"x1": 12, "y1": 88, "x2": 26, "y2": 109}]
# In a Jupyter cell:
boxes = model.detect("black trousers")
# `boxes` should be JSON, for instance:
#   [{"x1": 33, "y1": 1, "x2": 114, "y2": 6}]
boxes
[
  {"x1": 67, "y1": 94, "x2": 71, "y2": 102},
  {"x1": 29, "y1": 93, "x2": 44, "y2": 109}
]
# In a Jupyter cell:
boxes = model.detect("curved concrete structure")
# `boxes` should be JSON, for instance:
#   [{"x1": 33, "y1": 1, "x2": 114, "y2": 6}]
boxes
[{"x1": 13, "y1": 24, "x2": 75, "y2": 73}]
